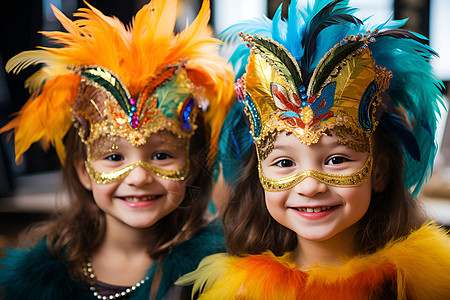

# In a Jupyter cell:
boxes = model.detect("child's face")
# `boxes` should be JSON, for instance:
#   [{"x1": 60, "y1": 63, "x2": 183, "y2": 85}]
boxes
[
  {"x1": 80, "y1": 131, "x2": 188, "y2": 229},
  {"x1": 260, "y1": 131, "x2": 372, "y2": 242}
]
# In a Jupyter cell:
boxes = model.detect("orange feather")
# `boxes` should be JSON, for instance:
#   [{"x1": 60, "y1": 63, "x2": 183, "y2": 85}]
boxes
[{"x1": 0, "y1": 73, "x2": 80, "y2": 163}]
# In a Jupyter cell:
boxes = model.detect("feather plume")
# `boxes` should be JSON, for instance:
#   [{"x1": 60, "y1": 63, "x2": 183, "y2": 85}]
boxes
[
  {"x1": 298, "y1": 0, "x2": 362, "y2": 82},
  {"x1": 218, "y1": 99, "x2": 252, "y2": 186},
  {"x1": 369, "y1": 31, "x2": 444, "y2": 195},
  {"x1": 2, "y1": 0, "x2": 234, "y2": 166}
]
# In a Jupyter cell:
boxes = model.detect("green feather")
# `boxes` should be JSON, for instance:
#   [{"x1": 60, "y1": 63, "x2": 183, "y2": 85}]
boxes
[
  {"x1": 81, "y1": 66, "x2": 131, "y2": 114},
  {"x1": 309, "y1": 40, "x2": 365, "y2": 96},
  {"x1": 154, "y1": 73, "x2": 192, "y2": 118},
  {"x1": 252, "y1": 35, "x2": 303, "y2": 95}
]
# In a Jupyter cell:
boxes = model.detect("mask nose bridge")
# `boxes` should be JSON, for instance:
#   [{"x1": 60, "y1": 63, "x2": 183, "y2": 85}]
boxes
[{"x1": 132, "y1": 160, "x2": 153, "y2": 173}]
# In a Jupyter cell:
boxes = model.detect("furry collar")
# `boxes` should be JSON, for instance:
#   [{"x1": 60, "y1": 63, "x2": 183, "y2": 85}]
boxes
[{"x1": 178, "y1": 223, "x2": 450, "y2": 300}]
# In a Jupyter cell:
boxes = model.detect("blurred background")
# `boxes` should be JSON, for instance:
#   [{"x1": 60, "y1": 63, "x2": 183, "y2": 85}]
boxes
[{"x1": 1, "y1": 0, "x2": 449, "y2": 248}]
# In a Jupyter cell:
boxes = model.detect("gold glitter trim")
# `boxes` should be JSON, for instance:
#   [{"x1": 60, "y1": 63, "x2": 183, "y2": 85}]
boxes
[
  {"x1": 258, "y1": 151, "x2": 373, "y2": 192},
  {"x1": 85, "y1": 159, "x2": 189, "y2": 184}
]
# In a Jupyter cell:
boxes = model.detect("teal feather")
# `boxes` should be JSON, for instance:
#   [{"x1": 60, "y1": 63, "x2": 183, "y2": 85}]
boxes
[
  {"x1": 0, "y1": 240, "x2": 91, "y2": 299},
  {"x1": 218, "y1": 100, "x2": 253, "y2": 186},
  {"x1": 158, "y1": 220, "x2": 225, "y2": 298},
  {"x1": 369, "y1": 33, "x2": 444, "y2": 195}
]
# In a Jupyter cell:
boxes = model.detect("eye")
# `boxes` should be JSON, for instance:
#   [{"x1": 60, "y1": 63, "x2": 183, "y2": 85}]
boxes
[
  {"x1": 152, "y1": 152, "x2": 173, "y2": 160},
  {"x1": 326, "y1": 156, "x2": 349, "y2": 165},
  {"x1": 105, "y1": 154, "x2": 123, "y2": 161},
  {"x1": 274, "y1": 159, "x2": 295, "y2": 168}
]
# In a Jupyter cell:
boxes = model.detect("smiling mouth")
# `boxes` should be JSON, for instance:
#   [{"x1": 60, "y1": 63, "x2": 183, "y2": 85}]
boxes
[
  {"x1": 121, "y1": 195, "x2": 159, "y2": 203},
  {"x1": 295, "y1": 206, "x2": 333, "y2": 213}
]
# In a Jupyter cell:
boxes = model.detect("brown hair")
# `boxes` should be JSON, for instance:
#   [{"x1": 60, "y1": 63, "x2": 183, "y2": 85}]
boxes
[
  {"x1": 223, "y1": 127, "x2": 426, "y2": 256},
  {"x1": 22, "y1": 118, "x2": 213, "y2": 279}
]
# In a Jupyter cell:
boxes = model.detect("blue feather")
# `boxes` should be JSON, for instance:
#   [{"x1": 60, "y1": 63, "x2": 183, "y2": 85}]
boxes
[
  {"x1": 281, "y1": 111, "x2": 300, "y2": 119},
  {"x1": 218, "y1": 100, "x2": 253, "y2": 186},
  {"x1": 380, "y1": 113, "x2": 421, "y2": 161}
]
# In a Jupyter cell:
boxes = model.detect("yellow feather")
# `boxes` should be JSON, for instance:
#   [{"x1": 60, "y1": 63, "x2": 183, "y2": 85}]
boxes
[{"x1": 175, "y1": 253, "x2": 244, "y2": 299}]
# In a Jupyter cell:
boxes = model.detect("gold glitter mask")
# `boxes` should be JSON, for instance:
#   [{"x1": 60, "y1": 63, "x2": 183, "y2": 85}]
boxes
[
  {"x1": 84, "y1": 134, "x2": 189, "y2": 184},
  {"x1": 257, "y1": 138, "x2": 373, "y2": 192},
  {"x1": 237, "y1": 32, "x2": 392, "y2": 156},
  {"x1": 85, "y1": 159, "x2": 189, "y2": 184}
]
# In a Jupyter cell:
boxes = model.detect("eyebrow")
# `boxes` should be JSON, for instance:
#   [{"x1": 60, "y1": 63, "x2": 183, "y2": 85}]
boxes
[{"x1": 272, "y1": 144, "x2": 295, "y2": 151}]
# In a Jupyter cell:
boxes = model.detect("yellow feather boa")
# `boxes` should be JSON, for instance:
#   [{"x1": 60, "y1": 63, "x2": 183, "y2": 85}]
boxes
[{"x1": 177, "y1": 223, "x2": 450, "y2": 299}]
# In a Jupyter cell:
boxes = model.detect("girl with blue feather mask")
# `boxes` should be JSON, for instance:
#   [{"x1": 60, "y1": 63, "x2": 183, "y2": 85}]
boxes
[{"x1": 177, "y1": 0, "x2": 450, "y2": 299}]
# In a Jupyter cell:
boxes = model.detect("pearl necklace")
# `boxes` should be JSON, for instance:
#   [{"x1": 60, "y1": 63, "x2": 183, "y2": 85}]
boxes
[{"x1": 82, "y1": 259, "x2": 150, "y2": 300}]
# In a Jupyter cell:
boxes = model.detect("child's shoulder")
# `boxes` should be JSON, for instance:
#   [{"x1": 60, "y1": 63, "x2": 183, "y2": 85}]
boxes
[{"x1": 0, "y1": 239, "x2": 90, "y2": 299}]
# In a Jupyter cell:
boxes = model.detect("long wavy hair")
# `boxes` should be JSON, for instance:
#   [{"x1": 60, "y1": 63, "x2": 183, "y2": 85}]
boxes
[
  {"x1": 23, "y1": 117, "x2": 213, "y2": 279},
  {"x1": 223, "y1": 126, "x2": 426, "y2": 256}
]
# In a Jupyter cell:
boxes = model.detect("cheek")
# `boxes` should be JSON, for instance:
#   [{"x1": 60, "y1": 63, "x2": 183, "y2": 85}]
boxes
[
  {"x1": 264, "y1": 190, "x2": 287, "y2": 218},
  {"x1": 91, "y1": 183, "x2": 116, "y2": 206},
  {"x1": 343, "y1": 180, "x2": 372, "y2": 215},
  {"x1": 164, "y1": 180, "x2": 187, "y2": 206}
]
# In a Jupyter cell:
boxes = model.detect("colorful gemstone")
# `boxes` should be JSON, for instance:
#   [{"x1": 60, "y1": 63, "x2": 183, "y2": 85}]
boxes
[{"x1": 301, "y1": 106, "x2": 314, "y2": 125}]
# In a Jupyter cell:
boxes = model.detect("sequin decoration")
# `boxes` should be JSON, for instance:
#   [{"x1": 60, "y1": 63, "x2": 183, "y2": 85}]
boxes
[
  {"x1": 244, "y1": 94, "x2": 262, "y2": 138},
  {"x1": 73, "y1": 65, "x2": 200, "y2": 147},
  {"x1": 179, "y1": 96, "x2": 195, "y2": 131},
  {"x1": 358, "y1": 80, "x2": 377, "y2": 131},
  {"x1": 85, "y1": 159, "x2": 189, "y2": 184}
]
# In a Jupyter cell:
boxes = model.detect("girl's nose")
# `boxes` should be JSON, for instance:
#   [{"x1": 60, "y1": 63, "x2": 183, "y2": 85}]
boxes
[
  {"x1": 123, "y1": 165, "x2": 155, "y2": 187},
  {"x1": 293, "y1": 176, "x2": 328, "y2": 197}
]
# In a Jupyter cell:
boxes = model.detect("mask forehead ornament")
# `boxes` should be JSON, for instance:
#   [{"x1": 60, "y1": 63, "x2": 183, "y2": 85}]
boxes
[
  {"x1": 72, "y1": 62, "x2": 201, "y2": 147},
  {"x1": 240, "y1": 32, "x2": 391, "y2": 153}
]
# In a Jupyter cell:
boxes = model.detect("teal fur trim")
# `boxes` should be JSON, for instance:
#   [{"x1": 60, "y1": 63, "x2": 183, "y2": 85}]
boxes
[
  {"x1": 0, "y1": 240, "x2": 90, "y2": 299},
  {"x1": 156, "y1": 220, "x2": 225, "y2": 299}
]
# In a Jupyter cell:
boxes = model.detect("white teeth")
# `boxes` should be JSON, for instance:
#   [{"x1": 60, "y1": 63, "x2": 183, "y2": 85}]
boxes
[
  {"x1": 297, "y1": 206, "x2": 331, "y2": 213},
  {"x1": 124, "y1": 195, "x2": 157, "y2": 202}
]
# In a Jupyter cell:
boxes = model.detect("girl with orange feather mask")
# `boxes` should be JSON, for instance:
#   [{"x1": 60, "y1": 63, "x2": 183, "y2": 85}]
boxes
[{"x1": 0, "y1": 0, "x2": 234, "y2": 299}]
